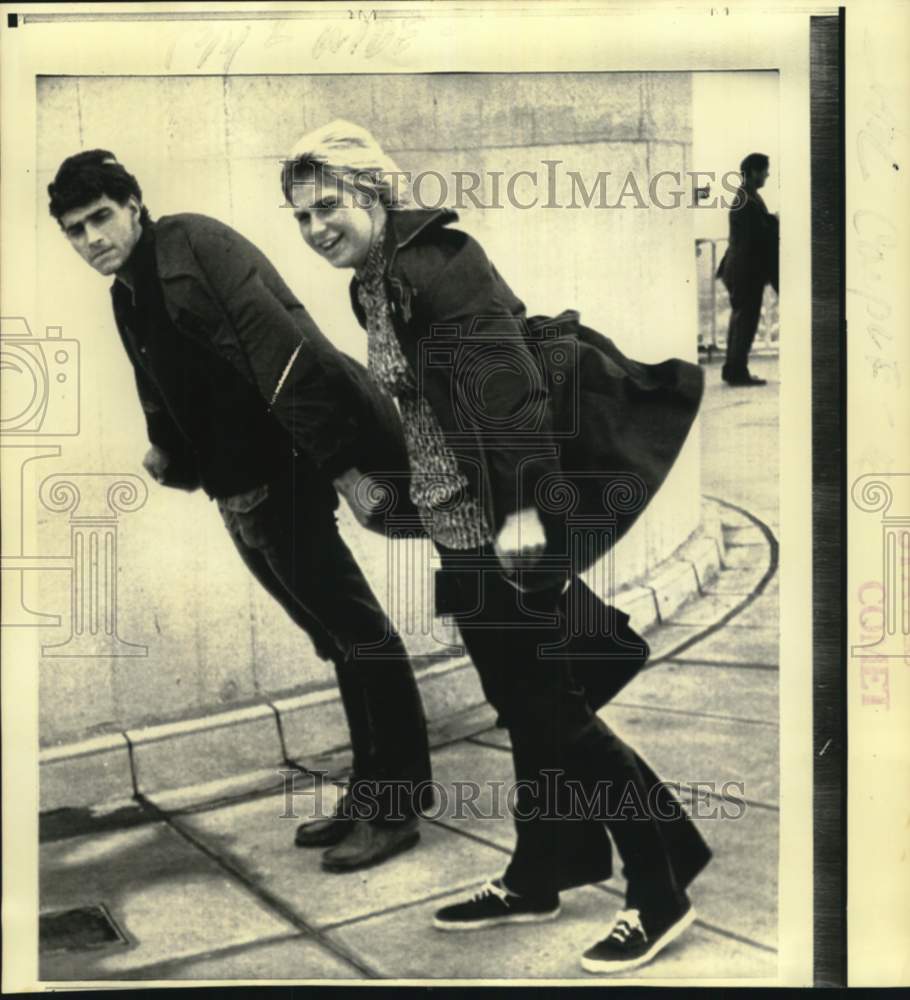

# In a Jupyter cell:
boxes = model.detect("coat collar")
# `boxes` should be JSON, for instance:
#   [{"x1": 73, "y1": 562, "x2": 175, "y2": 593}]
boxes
[
  {"x1": 381, "y1": 208, "x2": 458, "y2": 264},
  {"x1": 111, "y1": 215, "x2": 217, "y2": 333},
  {"x1": 152, "y1": 214, "x2": 205, "y2": 281},
  {"x1": 133, "y1": 213, "x2": 229, "y2": 283},
  {"x1": 349, "y1": 209, "x2": 457, "y2": 327}
]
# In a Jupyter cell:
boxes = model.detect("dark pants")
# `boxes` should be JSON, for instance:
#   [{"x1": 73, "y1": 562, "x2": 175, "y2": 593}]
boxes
[
  {"x1": 219, "y1": 459, "x2": 432, "y2": 823},
  {"x1": 437, "y1": 545, "x2": 711, "y2": 914},
  {"x1": 723, "y1": 282, "x2": 766, "y2": 380}
]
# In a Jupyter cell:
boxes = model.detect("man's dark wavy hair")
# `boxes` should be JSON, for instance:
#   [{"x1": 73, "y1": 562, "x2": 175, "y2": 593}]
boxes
[
  {"x1": 739, "y1": 152, "x2": 770, "y2": 177},
  {"x1": 48, "y1": 149, "x2": 151, "y2": 227}
]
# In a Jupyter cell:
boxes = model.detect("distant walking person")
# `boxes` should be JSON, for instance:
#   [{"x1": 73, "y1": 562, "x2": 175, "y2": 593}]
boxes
[
  {"x1": 717, "y1": 152, "x2": 779, "y2": 386},
  {"x1": 48, "y1": 150, "x2": 434, "y2": 872}
]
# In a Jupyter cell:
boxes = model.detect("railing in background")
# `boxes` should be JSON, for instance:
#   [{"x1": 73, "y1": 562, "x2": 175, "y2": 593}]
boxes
[{"x1": 696, "y1": 238, "x2": 779, "y2": 360}]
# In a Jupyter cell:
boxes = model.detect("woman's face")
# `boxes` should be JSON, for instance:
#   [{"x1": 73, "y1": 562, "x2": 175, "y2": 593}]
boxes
[{"x1": 292, "y1": 173, "x2": 379, "y2": 269}]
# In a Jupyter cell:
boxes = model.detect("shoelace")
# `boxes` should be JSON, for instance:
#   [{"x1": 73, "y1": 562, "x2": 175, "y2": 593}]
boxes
[
  {"x1": 606, "y1": 908, "x2": 646, "y2": 944},
  {"x1": 471, "y1": 879, "x2": 514, "y2": 907}
]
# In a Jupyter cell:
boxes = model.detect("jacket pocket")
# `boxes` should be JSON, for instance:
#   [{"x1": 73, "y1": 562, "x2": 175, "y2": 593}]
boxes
[
  {"x1": 220, "y1": 483, "x2": 270, "y2": 513},
  {"x1": 218, "y1": 484, "x2": 272, "y2": 549}
]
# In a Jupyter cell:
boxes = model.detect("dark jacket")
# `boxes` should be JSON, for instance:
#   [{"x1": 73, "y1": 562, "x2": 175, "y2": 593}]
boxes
[
  {"x1": 349, "y1": 209, "x2": 704, "y2": 572},
  {"x1": 717, "y1": 187, "x2": 779, "y2": 299},
  {"x1": 114, "y1": 213, "x2": 410, "y2": 519}
]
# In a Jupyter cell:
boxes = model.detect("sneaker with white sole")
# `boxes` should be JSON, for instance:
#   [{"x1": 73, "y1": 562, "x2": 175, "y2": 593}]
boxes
[
  {"x1": 581, "y1": 898, "x2": 696, "y2": 974},
  {"x1": 433, "y1": 878, "x2": 561, "y2": 931}
]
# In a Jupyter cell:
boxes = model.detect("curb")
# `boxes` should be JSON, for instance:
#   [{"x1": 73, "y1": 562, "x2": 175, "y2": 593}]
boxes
[{"x1": 39, "y1": 499, "x2": 729, "y2": 814}]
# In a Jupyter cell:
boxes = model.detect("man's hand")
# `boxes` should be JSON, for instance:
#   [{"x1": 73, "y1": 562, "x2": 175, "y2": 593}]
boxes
[
  {"x1": 493, "y1": 506, "x2": 547, "y2": 573},
  {"x1": 333, "y1": 467, "x2": 388, "y2": 528},
  {"x1": 142, "y1": 445, "x2": 171, "y2": 484}
]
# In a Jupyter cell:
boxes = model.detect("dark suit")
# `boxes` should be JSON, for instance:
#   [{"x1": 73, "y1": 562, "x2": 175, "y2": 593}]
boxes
[
  {"x1": 717, "y1": 187, "x2": 779, "y2": 380},
  {"x1": 112, "y1": 214, "x2": 432, "y2": 820}
]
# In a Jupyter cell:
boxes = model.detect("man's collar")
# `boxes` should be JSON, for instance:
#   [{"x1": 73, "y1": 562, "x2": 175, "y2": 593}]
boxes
[
  {"x1": 112, "y1": 221, "x2": 156, "y2": 304},
  {"x1": 112, "y1": 270, "x2": 138, "y2": 307}
]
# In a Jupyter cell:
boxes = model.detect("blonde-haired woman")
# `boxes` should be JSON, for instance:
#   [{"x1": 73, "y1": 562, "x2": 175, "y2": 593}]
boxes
[{"x1": 282, "y1": 120, "x2": 711, "y2": 975}]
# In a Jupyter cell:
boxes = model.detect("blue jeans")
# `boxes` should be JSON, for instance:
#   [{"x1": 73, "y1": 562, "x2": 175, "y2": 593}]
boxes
[{"x1": 218, "y1": 458, "x2": 433, "y2": 822}]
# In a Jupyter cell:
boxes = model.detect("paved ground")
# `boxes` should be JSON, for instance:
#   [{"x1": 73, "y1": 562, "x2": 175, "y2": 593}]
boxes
[{"x1": 39, "y1": 356, "x2": 780, "y2": 984}]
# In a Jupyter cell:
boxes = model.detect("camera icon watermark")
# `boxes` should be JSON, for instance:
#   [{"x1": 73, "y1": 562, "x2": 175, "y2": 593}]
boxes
[
  {"x1": 1, "y1": 317, "x2": 148, "y2": 655},
  {"x1": 417, "y1": 315, "x2": 580, "y2": 442},
  {"x1": 0, "y1": 317, "x2": 80, "y2": 436}
]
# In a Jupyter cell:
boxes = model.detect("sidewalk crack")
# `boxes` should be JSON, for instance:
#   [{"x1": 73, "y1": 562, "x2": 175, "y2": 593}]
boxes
[{"x1": 133, "y1": 792, "x2": 382, "y2": 979}]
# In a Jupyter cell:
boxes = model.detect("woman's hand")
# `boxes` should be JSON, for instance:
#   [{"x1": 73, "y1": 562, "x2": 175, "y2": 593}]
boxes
[
  {"x1": 493, "y1": 506, "x2": 547, "y2": 573},
  {"x1": 333, "y1": 467, "x2": 387, "y2": 528}
]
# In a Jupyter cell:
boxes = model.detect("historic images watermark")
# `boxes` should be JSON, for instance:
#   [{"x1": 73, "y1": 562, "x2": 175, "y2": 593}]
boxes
[
  {"x1": 851, "y1": 473, "x2": 910, "y2": 709},
  {"x1": 280, "y1": 161, "x2": 747, "y2": 212},
  {"x1": 0, "y1": 315, "x2": 149, "y2": 656},
  {"x1": 277, "y1": 769, "x2": 748, "y2": 824}
]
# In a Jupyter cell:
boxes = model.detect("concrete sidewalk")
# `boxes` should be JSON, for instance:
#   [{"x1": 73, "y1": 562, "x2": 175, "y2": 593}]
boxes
[{"x1": 38, "y1": 356, "x2": 780, "y2": 984}]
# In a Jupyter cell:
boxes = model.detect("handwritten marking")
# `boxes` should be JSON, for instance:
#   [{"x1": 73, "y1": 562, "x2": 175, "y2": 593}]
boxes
[
  {"x1": 849, "y1": 28, "x2": 907, "y2": 423},
  {"x1": 312, "y1": 17, "x2": 418, "y2": 60},
  {"x1": 192, "y1": 24, "x2": 252, "y2": 73}
]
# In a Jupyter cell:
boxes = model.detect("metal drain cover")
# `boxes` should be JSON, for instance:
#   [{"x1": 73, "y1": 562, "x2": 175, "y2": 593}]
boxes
[{"x1": 39, "y1": 904, "x2": 128, "y2": 953}]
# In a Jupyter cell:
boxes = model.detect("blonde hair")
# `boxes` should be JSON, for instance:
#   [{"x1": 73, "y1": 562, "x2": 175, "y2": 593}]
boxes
[{"x1": 281, "y1": 119, "x2": 412, "y2": 210}]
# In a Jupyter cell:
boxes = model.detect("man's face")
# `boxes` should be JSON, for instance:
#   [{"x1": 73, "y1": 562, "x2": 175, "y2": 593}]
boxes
[
  {"x1": 748, "y1": 165, "x2": 770, "y2": 189},
  {"x1": 60, "y1": 194, "x2": 143, "y2": 276},
  {"x1": 291, "y1": 174, "x2": 378, "y2": 270}
]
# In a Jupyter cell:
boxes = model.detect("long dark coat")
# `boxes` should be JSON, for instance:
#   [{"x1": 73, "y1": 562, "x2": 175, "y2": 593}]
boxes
[
  {"x1": 717, "y1": 186, "x2": 779, "y2": 300},
  {"x1": 350, "y1": 209, "x2": 704, "y2": 576}
]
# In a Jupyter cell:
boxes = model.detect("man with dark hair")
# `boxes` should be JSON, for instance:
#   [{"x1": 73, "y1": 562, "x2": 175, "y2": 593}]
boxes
[
  {"x1": 48, "y1": 149, "x2": 434, "y2": 870},
  {"x1": 716, "y1": 151, "x2": 779, "y2": 387}
]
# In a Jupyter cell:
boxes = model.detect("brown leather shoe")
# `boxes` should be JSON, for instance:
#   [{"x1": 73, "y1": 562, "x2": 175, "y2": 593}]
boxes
[
  {"x1": 295, "y1": 813, "x2": 354, "y2": 848},
  {"x1": 320, "y1": 818, "x2": 420, "y2": 872},
  {"x1": 295, "y1": 790, "x2": 353, "y2": 848}
]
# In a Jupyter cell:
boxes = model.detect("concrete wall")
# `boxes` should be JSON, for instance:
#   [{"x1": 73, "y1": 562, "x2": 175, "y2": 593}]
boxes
[{"x1": 33, "y1": 72, "x2": 699, "y2": 746}]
